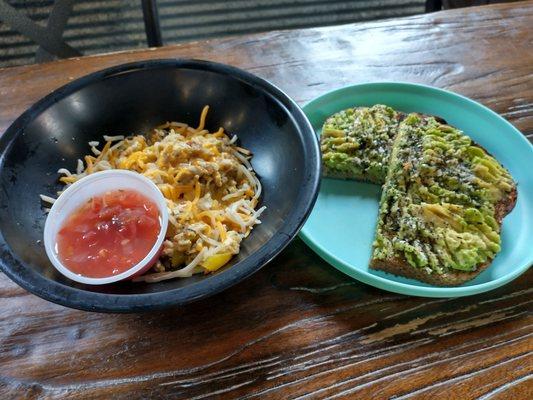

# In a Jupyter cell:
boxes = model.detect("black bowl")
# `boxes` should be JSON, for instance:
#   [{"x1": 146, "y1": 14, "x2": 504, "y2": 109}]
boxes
[{"x1": 0, "y1": 59, "x2": 320, "y2": 312}]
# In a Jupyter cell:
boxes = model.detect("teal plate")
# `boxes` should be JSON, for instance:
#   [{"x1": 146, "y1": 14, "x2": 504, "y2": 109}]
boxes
[{"x1": 299, "y1": 82, "x2": 533, "y2": 297}]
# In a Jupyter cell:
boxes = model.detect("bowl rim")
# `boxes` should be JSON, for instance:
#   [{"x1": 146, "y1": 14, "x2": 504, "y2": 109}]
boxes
[
  {"x1": 43, "y1": 170, "x2": 169, "y2": 285},
  {"x1": 0, "y1": 58, "x2": 321, "y2": 312}
]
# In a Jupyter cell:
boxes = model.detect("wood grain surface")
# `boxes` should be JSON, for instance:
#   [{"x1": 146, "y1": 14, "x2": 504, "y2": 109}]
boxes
[{"x1": 1, "y1": 2, "x2": 532, "y2": 399}]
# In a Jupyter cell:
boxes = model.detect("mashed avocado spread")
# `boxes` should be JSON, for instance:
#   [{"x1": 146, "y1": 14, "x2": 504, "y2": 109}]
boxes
[{"x1": 371, "y1": 114, "x2": 514, "y2": 274}]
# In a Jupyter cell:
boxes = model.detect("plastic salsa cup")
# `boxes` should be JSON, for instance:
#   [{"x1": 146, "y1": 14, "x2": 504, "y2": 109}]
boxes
[{"x1": 43, "y1": 170, "x2": 169, "y2": 285}]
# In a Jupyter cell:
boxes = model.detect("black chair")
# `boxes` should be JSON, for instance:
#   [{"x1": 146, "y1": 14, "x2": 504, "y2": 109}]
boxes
[{"x1": 0, "y1": 0, "x2": 163, "y2": 63}]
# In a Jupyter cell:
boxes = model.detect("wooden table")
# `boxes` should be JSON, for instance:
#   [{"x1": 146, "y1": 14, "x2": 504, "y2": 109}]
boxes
[{"x1": 1, "y1": 2, "x2": 532, "y2": 399}]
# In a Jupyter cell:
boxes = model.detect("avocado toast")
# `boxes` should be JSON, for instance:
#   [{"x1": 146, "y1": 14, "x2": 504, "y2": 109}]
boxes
[
  {"x1": 321, "y1": 105, "x2": 402, "y2": 184},
  {"x1": 370, "y1": 114, "x2": 516, "y2": 285},
  {"x1": 320, "y1": 105, "x2": 517, "y2": 286}
]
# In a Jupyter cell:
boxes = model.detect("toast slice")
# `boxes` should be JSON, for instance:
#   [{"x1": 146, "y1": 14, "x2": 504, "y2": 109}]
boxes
[
  {"x1": 370, "y1": 114, "x2": 517, "y2": 286},
  {"x1": 320, "y1": 105, "x2": 403, "y2": 184}
]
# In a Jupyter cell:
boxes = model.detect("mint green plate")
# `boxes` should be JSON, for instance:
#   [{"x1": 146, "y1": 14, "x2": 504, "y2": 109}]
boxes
[{"x1": 300, "y1": 82, "x2": 533, "y2": 297}]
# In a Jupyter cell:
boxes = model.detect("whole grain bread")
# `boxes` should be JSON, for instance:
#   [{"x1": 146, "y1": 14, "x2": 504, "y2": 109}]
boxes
[{"x1": 321, "y1": 168, "x2": 383, "y2": 184}]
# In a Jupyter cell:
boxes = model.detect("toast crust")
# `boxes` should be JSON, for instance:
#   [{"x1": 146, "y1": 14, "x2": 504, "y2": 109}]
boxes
[{"x1": 322, "y1": 168, "x2": 383, "y2": 185}]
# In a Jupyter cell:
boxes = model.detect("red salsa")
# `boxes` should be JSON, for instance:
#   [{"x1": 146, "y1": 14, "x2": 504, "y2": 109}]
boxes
[{"x1": 56, "y1": 189, "x2": 161, "y2": 278}]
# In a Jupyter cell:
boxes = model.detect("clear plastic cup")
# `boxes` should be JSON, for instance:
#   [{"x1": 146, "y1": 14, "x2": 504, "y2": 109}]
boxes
[{"x1": 44, "y1": 170, "x2": 169, "y2": 285}]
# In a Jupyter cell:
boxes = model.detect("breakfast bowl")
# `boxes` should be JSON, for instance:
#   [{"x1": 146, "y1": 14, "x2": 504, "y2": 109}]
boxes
[{"x1": 0, "y1": 59, "x2": 321, "y2": 312}]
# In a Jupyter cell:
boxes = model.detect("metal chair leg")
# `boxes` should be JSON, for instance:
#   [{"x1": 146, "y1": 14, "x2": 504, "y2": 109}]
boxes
[
  {"x1": 0, "y1": 0, "x2": 79, "y2": 58},
  {"x1": 36, "y1": 0, "x2": 76, "y2": 62},
  {"x1": 142, "y1": 0, "x2": 163, "y2": 47}
]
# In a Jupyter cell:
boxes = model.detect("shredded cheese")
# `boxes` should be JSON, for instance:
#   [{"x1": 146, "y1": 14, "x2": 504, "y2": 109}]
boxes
[
  {"x1": 39, "y1": 194, "x2": 56, "y2": 204},
  {"x1": 103, "y1": 135, "x2": 124, "y2": 142},
  {"x1": 50, "y1": 105, "x2": 265, "y2": 283}
]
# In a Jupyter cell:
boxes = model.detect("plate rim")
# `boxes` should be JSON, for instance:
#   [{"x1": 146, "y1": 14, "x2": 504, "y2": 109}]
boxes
[{"x1": 299, "y1": 81, "x2": 533, "y2": 298}]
